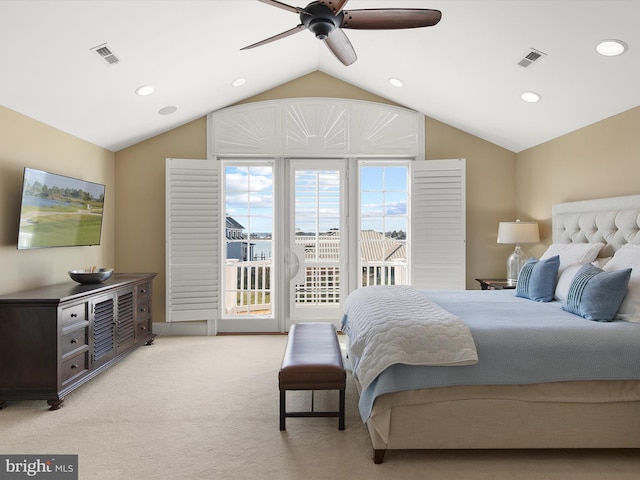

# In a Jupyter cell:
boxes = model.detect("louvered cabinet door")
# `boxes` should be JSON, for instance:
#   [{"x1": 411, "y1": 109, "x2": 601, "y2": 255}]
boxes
[
  {"x1": 91, "y1": 293, "x2": 116, "y2": 368},
  {"x1": 115, "y1": 287, "x2": 135, "y2": 352},
  {"x1": 91, "y1": 287, "x2": 137, "y2": 368}
]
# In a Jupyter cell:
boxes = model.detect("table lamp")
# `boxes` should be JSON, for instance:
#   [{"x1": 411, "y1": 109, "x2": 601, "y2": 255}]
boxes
[{"x1": 497, "y1": 220, "x2": 540, "y2": 285}]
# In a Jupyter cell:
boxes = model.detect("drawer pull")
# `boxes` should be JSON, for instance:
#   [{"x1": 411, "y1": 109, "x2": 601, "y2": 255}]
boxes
[
  {"x1": 140, "y1": 326, "x2": 147, "y2": 331},
  {"x1": 140, "y1": 307, "x2": 147, "y2": 312},
  {"x1": 140, "y1": 289, "x2": 147, "y2": 294},
  {"x1": 70, "y1": 339, "x2": 78, "y2": 344},
  {"x1": 71, "y1": 364, "x2": 78, "y2": 369},
  {"x1": 70, "y1": 313, "x2": 78, "y2": 318}
]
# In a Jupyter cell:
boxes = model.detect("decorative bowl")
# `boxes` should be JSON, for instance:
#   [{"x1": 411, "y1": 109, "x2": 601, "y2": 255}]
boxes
[{"x1": 68, "y1": 268, "x2": 114, "y2": 284}]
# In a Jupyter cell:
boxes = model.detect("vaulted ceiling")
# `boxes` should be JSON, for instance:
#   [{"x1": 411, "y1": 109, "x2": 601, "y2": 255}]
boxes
[{"x1": 1, "y1": 0, "x2": 638, "y2": 153}]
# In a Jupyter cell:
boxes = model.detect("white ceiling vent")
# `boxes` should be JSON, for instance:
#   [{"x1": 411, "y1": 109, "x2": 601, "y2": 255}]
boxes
[
  {"x1": 517, "y1": 48, "x2": 546, "y2": 68},
  {"x1": 90, "y1": 43, "x2": 121, "y2": 65}
]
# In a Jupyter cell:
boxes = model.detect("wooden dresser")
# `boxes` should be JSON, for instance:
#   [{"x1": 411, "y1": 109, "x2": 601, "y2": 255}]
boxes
[{"x1": 0, "y1": 273, "x2": 156, "y2": 410}]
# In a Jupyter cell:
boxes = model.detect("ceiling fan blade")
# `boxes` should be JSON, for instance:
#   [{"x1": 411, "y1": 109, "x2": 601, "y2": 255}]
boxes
[
  {"x1": 257, "y1": 0, "x2": 310, "y2": 15},
  {"x1": 340, "y1": 9, "x2": 442, "y2": 29},
  {"x1": 317, "y1": 0, "x2": 349, "y2": 14},
  {"x1": 324, "y1": 28, "x2": 357, "y2": 66},
  {"x1": 241, "y1": 24, "x2": 307, "y2": 50}
]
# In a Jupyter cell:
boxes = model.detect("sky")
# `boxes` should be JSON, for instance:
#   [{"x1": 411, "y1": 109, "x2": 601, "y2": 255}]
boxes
[
  {"x1": 23, "y1": 167, "x2": 106, "y2": 200},
  {"x1": 224, "y1": 164, "x2": 408, "y2": 235}
]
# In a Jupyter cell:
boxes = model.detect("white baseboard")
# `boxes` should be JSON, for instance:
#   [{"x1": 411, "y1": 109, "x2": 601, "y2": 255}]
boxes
[{"x1": 153, "y1": 321, "x2": 212, "y2": 336}]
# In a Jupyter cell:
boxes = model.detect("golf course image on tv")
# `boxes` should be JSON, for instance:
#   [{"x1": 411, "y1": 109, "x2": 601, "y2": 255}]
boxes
[{"x1": 17, "y1": 168, "x2": 106, "y2": 249}]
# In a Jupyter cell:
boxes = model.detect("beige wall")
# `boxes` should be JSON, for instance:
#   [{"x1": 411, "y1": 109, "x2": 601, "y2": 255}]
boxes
[
  {"x1": 425, "y1": 116, "x2": 516, "y2": 284},
  {"x1": 115, "y1": 72, "x2": 516, "y2": 323},
  {"x1": 516, "y1": 106, "x2": 640, "y2": 259},
  {"x1": 0, "y1": 105, "x2": 115, "y2": 295},
  {"x1": 114, "y1": 118, "x2": 207, "y2": 324}
]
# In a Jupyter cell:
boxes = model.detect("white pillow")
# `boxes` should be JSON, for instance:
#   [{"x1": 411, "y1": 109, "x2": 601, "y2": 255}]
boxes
[
  {"x1": 603, "y1": 244, "x2": 640, "y2": 323},
  {"x1": 540, "y1": 243, "x2": 604, "y2": 276},
  {"x1": 593, "y1": 256, "x2": 612, "y2": 269}
]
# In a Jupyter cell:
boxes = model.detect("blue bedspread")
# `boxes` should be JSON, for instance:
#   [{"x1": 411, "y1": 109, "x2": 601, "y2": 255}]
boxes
[{"x1": 342, "y1": 289, "x2": 640, "y2": 422}]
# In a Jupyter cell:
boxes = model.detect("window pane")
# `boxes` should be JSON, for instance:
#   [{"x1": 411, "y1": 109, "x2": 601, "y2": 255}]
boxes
[
  {"x1": 226, "y1": 166, "x2": 249, "y2": 190},
  {"x1": 384, "y1": 167, "x2": 407, "y2": 191},
  {"x1": 361, "y1": 191, "x2": 384, "y2": 217},
  {"x1": 384, "y1": 192, "x2": 407, "y2": 216},
  {"x1": 360, "y1": 167, "x2": 384, "y2": 190},
  {"x1": 361, "y1": 218, "x2": 384, "y2": 233}
]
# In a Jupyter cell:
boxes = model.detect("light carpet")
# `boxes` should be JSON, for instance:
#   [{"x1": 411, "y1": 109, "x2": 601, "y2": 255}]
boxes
[{"x1": 1, "y1": 335, "x2": 639, "y2": 480}]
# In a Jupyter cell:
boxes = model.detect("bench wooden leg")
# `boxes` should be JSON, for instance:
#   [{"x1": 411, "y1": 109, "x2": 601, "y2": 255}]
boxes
[
  {"x1": 279, "y1": 388, "x2": 345, "y2": 431},
  {"x1": 280, "y1": 390, "x2": 286, "y2": 431}
]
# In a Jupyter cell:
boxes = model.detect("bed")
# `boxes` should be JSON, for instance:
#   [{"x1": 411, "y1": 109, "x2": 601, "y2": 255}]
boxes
[{"x1": 341, "y1": 194, "x2": 640, "y2": 463}]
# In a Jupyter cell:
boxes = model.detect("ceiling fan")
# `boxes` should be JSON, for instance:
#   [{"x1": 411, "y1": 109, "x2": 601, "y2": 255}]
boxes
[{"x1": 240, "y1": 0, "x2": 442, "y2": 66}]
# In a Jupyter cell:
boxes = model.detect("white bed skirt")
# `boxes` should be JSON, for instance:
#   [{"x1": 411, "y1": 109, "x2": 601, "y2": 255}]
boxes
[{"x1": 354, "y1": 377, "x2": 640, "y2": 452}]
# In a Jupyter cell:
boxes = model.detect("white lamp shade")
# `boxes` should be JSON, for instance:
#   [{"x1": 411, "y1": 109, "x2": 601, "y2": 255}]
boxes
[{"x1": 497, "y1": 221, "x2": 540, "y2": 245}]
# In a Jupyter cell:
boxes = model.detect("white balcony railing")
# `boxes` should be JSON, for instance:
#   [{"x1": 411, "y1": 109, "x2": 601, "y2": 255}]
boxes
[
  {"x1": 224, "y1": 259, "x2": 408, "y2": 316},
  {"x1": 224, "y1": 260, "x2": 271, "y2": 315}
]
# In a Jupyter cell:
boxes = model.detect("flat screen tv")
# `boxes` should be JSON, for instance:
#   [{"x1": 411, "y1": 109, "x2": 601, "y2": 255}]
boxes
[{"x1": 17, "y1": 168, "x2": 106, "y2": 249}]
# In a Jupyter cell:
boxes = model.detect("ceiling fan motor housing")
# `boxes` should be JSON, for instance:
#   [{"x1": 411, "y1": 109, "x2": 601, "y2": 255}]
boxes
[{"x1": 301, "y1": 2, "x2": 343, "y2": 40}]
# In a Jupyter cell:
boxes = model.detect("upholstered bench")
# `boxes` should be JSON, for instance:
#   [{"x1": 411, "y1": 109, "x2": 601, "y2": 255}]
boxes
[{"x1": 279, "y1": 322, "x2": 346, "y2": 431}]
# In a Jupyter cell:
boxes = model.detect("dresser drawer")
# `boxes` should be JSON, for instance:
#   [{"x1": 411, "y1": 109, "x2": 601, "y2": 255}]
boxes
[
  {"x1": 61, "y1": 351, "x2": 88, "y2": 384},
  {"x1": 61, "y1": 327, "x2": 89, "y2": 357},
  {"x1": 137, "y1": 300, "x2": 151, "y2": 320},
  {"x1": 136, "y1": 283, "x2": 151, "y2": 300},
  {"x1": 136, "y1": 318, "x2": 152, "y2": 337},
  {"x1": 61, "y1": 303, "x2": 87, "y2": 328}
]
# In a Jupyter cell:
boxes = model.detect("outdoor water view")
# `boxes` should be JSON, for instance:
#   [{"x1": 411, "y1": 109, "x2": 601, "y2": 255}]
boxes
[
  {"x1": 224, "y1": 164, "x2": 409, "y2": 316},
  {"x1": 17, "y1": 169, "x2": 106, "y2": 249}
]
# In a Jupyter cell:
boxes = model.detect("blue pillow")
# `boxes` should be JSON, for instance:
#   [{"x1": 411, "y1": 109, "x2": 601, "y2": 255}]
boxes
[
  {"x1": 563, "y1": 263, "x2": 632, "y2": 321},
  {"x1": 515, "y1": 255, "x2": 560, "y2": 302}
]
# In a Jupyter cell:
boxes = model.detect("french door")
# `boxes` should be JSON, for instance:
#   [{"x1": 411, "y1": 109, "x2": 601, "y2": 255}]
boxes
[
  {"x1": 217, "y1": 158, "x2": 441, "y2": 332},
  {"x1": 220, "y1": 161, "x2": 279, "y2": 332},
  {"x1": 286, "y1": 160, "x2": 348, "y2": 326},
  {"x1": 219, "y1": 158, "x2": 347, "y2": 331}
]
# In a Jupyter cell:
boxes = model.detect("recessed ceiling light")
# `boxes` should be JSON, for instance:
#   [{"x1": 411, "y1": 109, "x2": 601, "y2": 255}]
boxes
[
  {"x1": 158, "y1": 106, "x2": 177, "y2": 115},
  {"x1": 596, "y1": 39, "x2": 628, "y2": 57},
  {"x1": 231, "y1": 78, "x2": 247, "y2": 87},
  {"x1": 135, "y1": 85, "x2": 155, "y2": 96},
  {"x1": 520, "y1": 91, "x2": 541, "y2": 103},
  {"x1": 389, "y1": 77, "x2": 404, "y2": 87}
]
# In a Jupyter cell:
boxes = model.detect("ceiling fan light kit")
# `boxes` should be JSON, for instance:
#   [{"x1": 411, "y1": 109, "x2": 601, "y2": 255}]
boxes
[{"x1": 241, "y1": 0, "x2": 442, "y2": 66}]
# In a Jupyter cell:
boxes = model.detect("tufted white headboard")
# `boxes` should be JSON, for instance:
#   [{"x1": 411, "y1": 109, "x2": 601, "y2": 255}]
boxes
[{"x1": 552, "y1": 194, "x2": 640, "y2": 257}]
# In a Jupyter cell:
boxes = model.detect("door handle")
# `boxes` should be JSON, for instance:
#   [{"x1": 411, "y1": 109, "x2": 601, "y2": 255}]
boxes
[{"x1": 287, "y1": 244, "x2": 306, "y2": 285}]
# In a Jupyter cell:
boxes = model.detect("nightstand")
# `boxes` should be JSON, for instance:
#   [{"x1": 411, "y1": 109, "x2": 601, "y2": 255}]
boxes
[{"x1": 475, "y1": 278, "x2": 517, "y2": 290}]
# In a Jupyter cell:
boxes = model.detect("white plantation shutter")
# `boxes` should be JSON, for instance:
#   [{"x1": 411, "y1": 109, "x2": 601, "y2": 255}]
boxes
[
  {"x1": 165, "y1": 158, "x2": 219, "y2": 322},
  {"x1": 411, "y1": 159, "x2": 466, "y2": 290}
]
